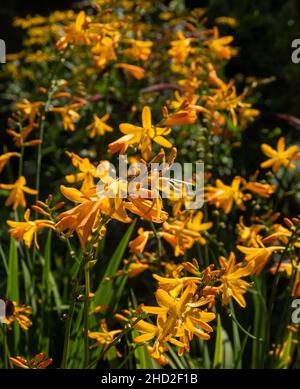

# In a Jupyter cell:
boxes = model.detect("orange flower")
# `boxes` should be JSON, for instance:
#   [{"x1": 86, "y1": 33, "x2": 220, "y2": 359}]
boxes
[
  {"x1": 127, "y1": 260, "x2": 150, "y2": 278},
  {"x1": 168, "y1": 31, "x2": 194, "y2": 64},
  {"x1": 218, "y1": 252, "x2": 254, "y2": 307},
  {"x1": 7, "y1": 209, "x2": 55, "y2": 249},
  {"x1": 88, "y1": 319, "x2": 122, "y2": 358},
  {"x1": 236, "y1": 216, "x2": 266, "y2": 247},
  {"x1": 260, "y1": 137, "x2": 299, "y2": 173},
  {"x1": 122, "y1": 39, "x2": 153, "y2": 61},
  {"x1": 116, "y1": 63, "x2": 145, "y2": 80},
  {"x1": 16, "y1": 99, "x2": 43, "y2": 124},
  {"x1": 86, "y1": 113, "x2": 113, "y2": 137},
  {"x1": 7, "y1": 123, "x2": 40, "y2": 148},
  {"x1": 52, "y1": 106, "x2": 80, "y2": 131},
  {"x1": 162, "y1": 214, "x2": 211, "y2": 257},
  {"x1": 56, "y1": 11, "x2": 91, "y2": 50},
  {"x1": 6, "y1": 302, "x2": 32, "y2": 330},
  {"x1": 0, "y1": 152, "x2": 20, "y2": 173},
  {"x1": 110, "y1": 106, "x2": 172, "y2": 160},
  {"x1": 141, "y1": 284, "x2": 215, "y2": 357},
  {"x1": 205, "y1": 176, "x2": 250, "y2": 214},
  {"x1": 206, "y1": 28, "x2": 234, "y2": 60},
  {"x1": 237, "y1": 236, "x2": 285, "y2": 275},
  {"x1": 129, "y1": 228, "x2": 151, "y2": 254},
  {"x1": 65, "y1": 152, "x2": 98, "y2": 192},
  {"x1": 9, "y1": 353, "x2": 53, "y2": 369},
  {"x1": 92, "y1": 36, "x2": 117, "y2": 69},
  {"x1": 245, "y1": 182, "x2": 275, "y2": 198},
  {"x1": 108, "y1": 134, "x2": 136, "y2": 155},
  {"x1": 0, "y1": 176, "x2": 37, "y2": 210}
]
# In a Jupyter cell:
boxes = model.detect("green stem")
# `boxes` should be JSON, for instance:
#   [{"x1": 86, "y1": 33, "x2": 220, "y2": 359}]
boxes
[
  {"x1": 84, "y1": 266, "x2": 90, "y2": 368},
  {"x1": 2, "y1": 325, "x2": 8, "y2": 369},
  {"x1": 60, "y1": 239, "x2": 82, "y2": 368},
  {"x1": 265, "y1": 225, "x2": 300, "y2": 365},
  {"x1": 18, "y1": 144, "x2": 24, "y2": 177},
  {"x1": 87, "y1": 315, "x2": 146, "y2": 369},
  {"x1": 149, "y1": 221, "x2": 163, "y2": 258},
  {"x1": 60, "y1": 295, "x2": 76, "y2": 369}
]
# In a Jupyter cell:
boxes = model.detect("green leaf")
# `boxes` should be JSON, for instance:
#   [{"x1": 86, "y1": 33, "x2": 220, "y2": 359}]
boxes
[
  {"x1": 277, "y1": 332, "x2": 293, "y2": 369},
  {"x1": 230, "y1": 301, "x2": 241, "y2": 368},
  {"x1": 6, "y1": 237, "x2": 19, "y2": 302},
  {"x1": 92, "y1": 220, "x2": 136, "y2": 309},
  {"x1": 213, "y1": 314, "x2": 223, "y2": 369},
  {"x1": 251, "y1": 276, "x2": 267, "y2": 368}
]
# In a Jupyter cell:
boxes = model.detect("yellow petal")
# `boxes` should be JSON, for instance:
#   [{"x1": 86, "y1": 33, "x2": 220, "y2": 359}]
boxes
[{"x1": 142, "y1": 106, "x2": 152, "y2": 128}]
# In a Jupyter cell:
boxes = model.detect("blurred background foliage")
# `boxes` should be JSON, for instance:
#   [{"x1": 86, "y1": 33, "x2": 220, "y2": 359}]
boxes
[
  {"x1": 0, "y1": 0, "x2": 299, "y2": 368},
  {"x1": 1, "y1": 0, "x2": 299, "y2": 166}
]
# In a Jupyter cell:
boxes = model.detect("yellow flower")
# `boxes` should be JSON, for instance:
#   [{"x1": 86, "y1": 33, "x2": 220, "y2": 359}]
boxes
[
  {"x1": 6, "y1": 302, "x2": 32, "y2": 331},
  {"x1": 0, "y1": 176, "x2": 37, "y2": 210},
  {"x1": 161, "y1": 212, "x2": 212, "y2": 257},
  {"x1": 186, "y1": 211, "x2": 213, "y2": 244},
  {"x1": 260, "y1": 137, "x2": 299, "y2": 173},
  {"x1": 237, "y1": 236, "x2": 285, "y2": 275},
  {"x1": 127, "y1": 261, "x2": 149, "y2": 278},
  {"x1": 56, "y1": 185, "x2": 129, "y2": 247},
  {"x1": 88, "y1": 319, "x2": 122, "y2": 357},
  {"x1": 7, "y1": 209, "x2": 55, "y2": 249},
  {"x1": 162, "y1": 220, "x2": 199, "y2": 257},
  {"x1": 133, "y1": 319, "x2": 159, "y2": 343},
  {"x1": 141, "y1": 284, "x2": 215, "y2": 357},
  {"x1": 152, "y1": 271, "x2": 200, "y2": 298},
  {"x1": 9, "y1": 353, "x2": 53, "y2": 369},
  {"x1": 263, "y1": 223, "x2": 300, "y2": 248},
  {"x1": 122, "y1": 39, "x2": 153, "y2": 61},
  {"x1": 168, "y1": 31, "x2": 194, "y2": 64},
  {"x1": 0, "y1": 152, "x2": 20, "y2": 173},
  {"x1": 236, "y1": 216, "x2": 266, "y2": 247},
  {"x1": 126, "y1": 197, "x2": 168, "y2": 224},
  {"x1": 92, "y1": 36, "x2": 117, "y2": 69},
  {"x1": 52, "y1": 106, "x2": 81, "y2": 131},
  {"x1": 116, "y1": 63, "x2": 145, "y2": 80},
  {"x1": 206, "y1": 28, "x2": 234, "y2": 60},
  {"x1": 245, "y1": 182, "x2": 275, "y2": 198},
  {"x1": 217, "y1": 252, "x2": 254, "y2": 307},
  {"x1": 205, "y1": 176, "x2": 250, "y2": 214},
  {"x1": 56, "y1": 11, "x2": 91, "y2": 50},
  {"x1": 16, "y1": 99, "x2": 43, "y2": 124},
  {"x1": 110, "y1": 106, "x2": 172, "y2": 161},
  {"x1": 86, "y1": 114, "x2": 113, "y2": 138},
  {"x1": 65, "y1": 152, "x2": 98, "y2": 192},
  {"x1": 57, "y1": 178, "x2": 167, "y2": 247}
]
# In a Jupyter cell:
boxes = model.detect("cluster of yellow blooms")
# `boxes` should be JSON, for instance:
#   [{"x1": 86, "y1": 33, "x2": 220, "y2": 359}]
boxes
[{"x1": 0, "y1": 0, "x2": 299, "y2": 369}]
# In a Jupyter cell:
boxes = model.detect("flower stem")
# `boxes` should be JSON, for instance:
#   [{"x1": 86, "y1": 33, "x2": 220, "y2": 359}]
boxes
[
  {"x1": 84, "y1": 265, "x2": 90, "y2": 368},
  {"x1": 60, "y1": 295, "x2": 76, "y2": 369}
]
